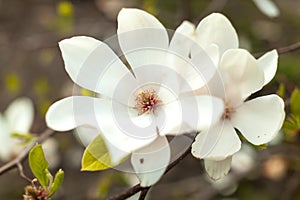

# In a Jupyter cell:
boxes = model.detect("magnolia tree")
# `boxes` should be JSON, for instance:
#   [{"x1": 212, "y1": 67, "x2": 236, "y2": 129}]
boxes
[{"x1": 2, "y1": 3, "x2": 299, "y2": 199}]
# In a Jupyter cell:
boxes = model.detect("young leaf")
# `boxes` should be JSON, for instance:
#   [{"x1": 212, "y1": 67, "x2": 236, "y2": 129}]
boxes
[
  {"x1": 10, "y1": 132, "x2": 34, "y2": 145},
  {"x1": 49, "y1": 169, "x2": 64, "y2": 197},
  {"x1": 283, "y1": 115, "x2": 300, "y2": 141},
  {"x1": 290, "y1": 88, "x2": 300, "y2": 116},
  {"x1": 277, "y1": 83, "x2": 285, "y2": 98},
  {"x1": 29, "y1": 144, "x2": 49, "y2": 187},
  {"x1": 81, "y1": 135, "x2": 113, "y2": 171}
]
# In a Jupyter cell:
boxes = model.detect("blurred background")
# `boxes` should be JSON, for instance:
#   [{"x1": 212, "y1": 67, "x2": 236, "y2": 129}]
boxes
[{"x1": 0, "y1": 0, "x2": 300, "y2": 199}]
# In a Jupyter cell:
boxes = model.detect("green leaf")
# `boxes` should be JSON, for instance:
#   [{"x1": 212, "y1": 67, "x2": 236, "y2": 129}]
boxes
[
  {"x1": 253, "y1": 143, "x2": 268, "y2": 150},
  {"x1": 11, "y1": 132, "x2": 34, "y2": 145},
  {"x1": 277, "y1": 83, "x2": 285, "y2": 98},
  {"x1": 57, "y1": 1, "x2": 74, "y2": 17},
  {"x1": 49, "y1": 169, "x2": 64, "y2": 197},
  {"x1": 29, "y1": 144, "x2": 49, "y2": 187},
  {"x1": 81, "y1": 135, "x2": 113, "y2": 171},
  {"x1": 5, "y1": 73, "x2": 20, "y2": 94},
  {"x1": 290, "y1": 88, "x2": 300, "y2": 116},
  {"x1": 283, "y1": 115, "x2": 300, "y2": 141}
]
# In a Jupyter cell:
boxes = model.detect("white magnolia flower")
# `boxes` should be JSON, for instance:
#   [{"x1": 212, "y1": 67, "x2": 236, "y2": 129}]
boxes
[
  {"x1": 208, "y1": 144, "x2": 256, "y2": 195},
  {"x1": 46, "y1": 8, "x2": 224, "y2": 186},
  {"x1": 0, "y1": 97, "x2": 34, "y2": 162},
  {"x1": 188, "y1": 13, "x2": 285, "y2": 180},
  {"x1": 252, "y1": 0, "x2": 280, "y2": 18}
]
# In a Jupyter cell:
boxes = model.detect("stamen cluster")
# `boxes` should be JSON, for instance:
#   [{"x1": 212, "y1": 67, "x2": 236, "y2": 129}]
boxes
[{"x1": 135, "y1": 89, "x2": 161, "y2": 115}]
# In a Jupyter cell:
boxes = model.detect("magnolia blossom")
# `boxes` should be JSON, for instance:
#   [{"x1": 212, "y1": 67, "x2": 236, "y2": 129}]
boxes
[
  {"x1": 46, "y1": 8, "x2": 224, "y2": 186},
  {"x1": 186, "y1": 13, "x2": 285, "y2": 180},
  {"x1": 0, "y1": 97, "x2": 34, "y2": 162},
  {"x1": 252, "y1": 0, "x2": 280, "y2": 18}
]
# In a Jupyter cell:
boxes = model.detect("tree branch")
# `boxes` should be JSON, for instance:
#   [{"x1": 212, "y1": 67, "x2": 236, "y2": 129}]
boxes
[
  {"x1": 254, "y1": 41, "x2": 300, "y2": 58},
  {"x1": 106, "y1": 143, "x2": 193, "y2": 200},
  {"x1": 0, "y1": 128, "x2": 55, "y2": 175},
  {"x1": 138, "y1": 187, "x2": 150, "y2": 200}
]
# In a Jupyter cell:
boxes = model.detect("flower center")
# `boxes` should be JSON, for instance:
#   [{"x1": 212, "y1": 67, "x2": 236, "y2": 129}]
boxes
[
  {"x1": 223, "y1": 106, "x2": 235, "y2": 119},
  {"x1": 135, "y1": 89, "x2": 161, "y2": 115}
]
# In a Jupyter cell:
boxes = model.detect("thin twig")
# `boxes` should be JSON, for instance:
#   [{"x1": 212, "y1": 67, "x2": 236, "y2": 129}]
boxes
[
  {"x1": 0, "y1": 128, "x2": 54, "y2": 176},
  {"x1": 106, "y1": 143, "x2": 193, "y2": 200},
  {"x1": 17, "y1": 162, "x2": 32, "y2": 183},
  {"x1": 254, "y1": 41, "x2": 300, "y2": 58}
]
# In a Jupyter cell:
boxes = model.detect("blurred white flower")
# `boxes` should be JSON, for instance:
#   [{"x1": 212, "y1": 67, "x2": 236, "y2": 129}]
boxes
[
  {"x1": 208, "y1": 144, "x2": 256, "y2": 195},
  {"x1": 42, "y1": 138, "x2": 60, "y2": 169},
  {"x1": 252, "y1": 0, "x2": 280, "y2": 18},
  {"x1": 0, "y1": 97, "x2": 34, "y2": 162},
  {"x1": 188, "y1": 13, "x2": 285, "y2": 180},
  {"x1": 46, "y1": 8, "x2": 224, "y2": 186}
]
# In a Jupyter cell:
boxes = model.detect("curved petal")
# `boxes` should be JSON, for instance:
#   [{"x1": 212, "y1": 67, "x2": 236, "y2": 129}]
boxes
[
  {"x1": 257, "y1": 49, "x2": 278, "y2": 86},
  {"x1": 167, "y1": 21, "x2": 208, "y2": 91},
  {"x1": 182, "y1": 95, "x2": 224, "y2": 130},
  {"x1": 4, "y1": 97, "x2": 34, "y2": 133},
  {"x1": 195, "y1": 13, "x2": 238, "y2": 55},
  {"x1": 168, "y1": 21, "x2": 218, "y2": 92},
  {"x1": 157, "y1": 95, "x2": 224, "y2": 136},
  {"x1": 117, "y1": 8, "x2": 169, "y2": 71},
  {"x1": 46, "y1": 96, "x2": 157, "y2": 164},
  {"x1": 156, "y1": 98, "x2": 192, "y2": 136},
  {"x1": 169, "y1": 20, "x2": 195, "y2": 58},
  {"x1": 204, "y1": 157, "x2": 232, "y2": 180},
  {"x1": 74, "y1": 126, "x2": 100, "y2": 147},
  {"x1": 231, "y1": 94, "x2": 285, "y2": 145},
  {"x1": 46, "y1": 96, "x2": 98, "y2": 131},
  {"x1": 59, "y1": 36, "x2": 138, "y2": 101},
  {"x1": 191, "y1": 121, "x2": 241, "y2": 160},
  {"x1": 0, "y1": 114, "x2": 13, "y2": 161},
  {"x1": 252, "y1": 0, "x2": 280, "y2": 18},
  {"x1": 131, "y1": 136, "x2": 170, "y2": 187},
  {"x1": 220, "y1": 49, "x2": 265, "y2": 101}
]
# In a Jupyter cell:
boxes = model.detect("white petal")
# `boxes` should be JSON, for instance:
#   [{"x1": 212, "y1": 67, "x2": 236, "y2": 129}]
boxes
[
  {"x1": 46, "y1": 96, "x2": 98, "y2": 131},
  {"x1": 164, "y1": 52, "x2": 209, "y2": 93},
  {"x1": 167, "y1": 21, "x2": 215, "y2": 91},
  {"x1": 257, "y1": 49, "x2": 278, "y2": 86},
  {"x1": 169, "y1": 20, "x2": 195, "y2": 58},
  {"x1": 189, "y1": 48, "x2": 219, "y2": 89},
  {"x1": 131, "y1": 136, "x2": 170, "y2": 187},
  {"x1": 252, "y1": 0, "x2": 280, "y2": 18},
  {"x1": 167, "y1": 21, "x2": 208, "y2": 91},
  {"x1": 94, "y1": 99, "x2": 158, "y2": 164},
  {"x1": 0, "y1": 114, "x2": 13, "y2": 161},
  {"x1": 117, "y1": 8, "x2": 169, "y2": 71},
  {"x1": 231, "y1": 94, "x2": 285, "y2": 145},
  {"x1": 203, "y1": 43, "x2": 220, "y2": 66},
  {"x1": 156, "y1": 99, "x2": 192, "y2": 136},
  {"x1": 59, "y1": 36, "x2": 138, "y2": 101},
  {"x1": 186, "y1": 95, "x2": 224, "y2": 130},
  {"x1": 192, "y1": 121, "x2": 241, "y2": 160},
  {"x1": 196, "y1": 13, "x2": 238, "y2": 55},
  {"x1": 196, "y1": 96, "x2": 225, "y2": 130},
  {"x1": 220, "y1": 49, "x2": 265, "y2": 100},
  {"x1": 46, "y1": 96, "x2": 157, "y2": 164},
  {"x1": 74, "y1": 126, "x2": 100, "y2": 147},
  {"x1": 4, "y1": 97, "x2": 34, "y2": 133},
  {"x1": 204, "y1": 157, "x2": 232, "y2": 180},
  {"x1": 157, "y1": 95, "x2": 224, "y2": 136}
]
